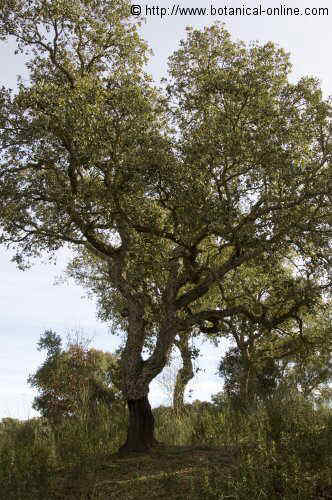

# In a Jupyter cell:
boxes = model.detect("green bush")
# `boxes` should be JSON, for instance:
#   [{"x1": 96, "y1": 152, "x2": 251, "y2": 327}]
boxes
[
  {"x1": 190, "y1": 391, "x2": 332, "y2": 500},
  {"x1": 154, "y1": 405, "x2": 195, "y2": 445},
  {"x1": 0, "y1": 418, "x2": 57, "y2": 499}
]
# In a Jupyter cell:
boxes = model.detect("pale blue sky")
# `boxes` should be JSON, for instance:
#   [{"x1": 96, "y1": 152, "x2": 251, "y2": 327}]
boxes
[{"x1": 1, "y1": 0, "x2": 331, "y2": 420}]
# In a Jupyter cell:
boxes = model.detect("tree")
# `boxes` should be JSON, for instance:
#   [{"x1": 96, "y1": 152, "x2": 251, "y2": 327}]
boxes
[
  {"x1": 154, "y1": 346, "x2": 182, "y2": 407},
  {"x1": 28, "y1": 329, "x2": 123, "y2": 425},
  {"x1": 154, "y1": 333, "x2": 200, "y2": 411},
  {"x1": 216, "y1": 299, "x2": 332, "y2": 411},
  {"x1": 0, "y1": 4, "x2": 331, "y2": 452},
  {"x1": 64, "y1": 231, "x2": 330, "y2": 432},
  {"x1": 172, "y1": 332, "x2": 197, "y2": 413}
]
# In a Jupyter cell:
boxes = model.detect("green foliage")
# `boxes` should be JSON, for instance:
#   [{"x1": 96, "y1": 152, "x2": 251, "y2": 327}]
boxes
[
  {"x1": 0, "y1": 391, "x2": 332, "y2": 498},
  {"x1": 218, "y1": 345, "x2": 280, "y2": 412},
  {"x1": 28, "y1": 329, "x2": 124, "y2": 425},
  {"x1": 0, "y1": 4, "x2": 330, "y2": 322},
  {"x1": 153, "y1": 405, "x2": 194, "y2": 446},
  {"x1": 0, "y1": 418, "x2": 57, "y2": 499},
  {"x1": 36, "y1": 329, "x2": 62, "y2": 356},
  {"x1": 189, "y1": 392, "x2": 332, "y2": 499},
  {"x1": 0, "y1": 406, "x2": 128, "y2": 498},
  {"x1": 214, "y1": 293, "x2": 332, "y2": 413},
  {"x1": 0, "y1": 0, "x2": 167, "y2": 267}
]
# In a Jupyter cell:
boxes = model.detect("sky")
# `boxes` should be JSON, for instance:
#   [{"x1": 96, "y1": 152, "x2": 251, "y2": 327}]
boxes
[{"x1": 0, "y1": 0, "x2": 331, "y2": 420}]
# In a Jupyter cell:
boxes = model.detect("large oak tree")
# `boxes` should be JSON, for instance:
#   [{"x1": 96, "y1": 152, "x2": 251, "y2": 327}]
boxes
[{"x1": 0, "y1": 1, "x2": 331, "y2": 452}]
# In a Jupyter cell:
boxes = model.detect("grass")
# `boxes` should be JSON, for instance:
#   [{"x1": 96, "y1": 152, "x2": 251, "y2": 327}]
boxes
[{"x1": 1, "y1": 389, "x2": 332, "y2": 499}]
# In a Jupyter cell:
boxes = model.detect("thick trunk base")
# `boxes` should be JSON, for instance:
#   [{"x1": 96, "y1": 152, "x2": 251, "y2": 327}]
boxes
[{"x1": 118, "y1": 396, "x2": 164, "y2": 454}]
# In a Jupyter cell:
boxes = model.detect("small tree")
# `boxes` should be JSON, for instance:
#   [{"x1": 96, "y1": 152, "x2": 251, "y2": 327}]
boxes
[
  {"x1": 218, "y1": 344, "x2": 284, "y2": 412},
  {"x1": 154, "y1": 346, "x2": 181, "y2": 407},
  {"x1": 28, "y1": 329, "x2": 123, "y2": 426},
  {"x1": 172, "y1": 332, "x2": 201, "y2": 413},
  {"x1": 217, "y1": 301, "x2": 332, "y2": 412},
  {"x1": 154, "y1": 333, "x2": 200, "y2": 411}
]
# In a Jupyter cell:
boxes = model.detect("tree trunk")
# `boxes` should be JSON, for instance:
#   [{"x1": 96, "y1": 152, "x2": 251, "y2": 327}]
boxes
[
  {"x1": 118, "y1": 395, "x2": 161, "y2": 453},
  {"x1": 117, "y1": 306, "x2": 178, "y2": 454},
  {"x1": 173, "y1": 333, "x2": 194, "y2": 414}
]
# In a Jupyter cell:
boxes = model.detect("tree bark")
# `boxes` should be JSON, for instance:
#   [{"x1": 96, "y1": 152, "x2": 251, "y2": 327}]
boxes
[
  {"x1": 116, "y1": 287, "x2": 180, "y2": 454},
  {"x1": 173, "y1": 332, "x2": 194, "y2": 413},
  {"x1": 118, "y1": 395, "x2": 161, "y2": 453}
]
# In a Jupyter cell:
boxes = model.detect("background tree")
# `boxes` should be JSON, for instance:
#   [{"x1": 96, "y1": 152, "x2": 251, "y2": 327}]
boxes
[
  {"x1": 172, "y1": 332, "x2": 198, "y2": 413},
  {"x1": 154, "y1": 346, "x2": 182, "y2": 407},
  {"x1": 28, "y1": 329, "x2": 123, "y2": 426},
  {"x1": 0, "y1": 3, "x2": 331, "y2": 452},
  {"x1": 216, "y1": 299, "x2": 332, "y2": 412},
  {"x1": 153, "y1": 333, "x2": 201, "y2": 411}
]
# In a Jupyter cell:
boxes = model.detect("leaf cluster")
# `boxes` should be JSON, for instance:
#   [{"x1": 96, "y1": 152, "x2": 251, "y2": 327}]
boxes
[{"x1": 28, "y1": 329, "x2": 123, "y2": 424}]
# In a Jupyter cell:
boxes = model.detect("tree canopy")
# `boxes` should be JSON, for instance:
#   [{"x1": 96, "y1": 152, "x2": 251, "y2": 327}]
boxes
[
  {"x1": 28, "y1": 329, "x2": 123, "y2": 425},
  {"x1": 217, "y1": 299, "x2": 332, "y2": 410},
  {"x1": 0, "y1": 0, "x2": 331, "y2": 451}
]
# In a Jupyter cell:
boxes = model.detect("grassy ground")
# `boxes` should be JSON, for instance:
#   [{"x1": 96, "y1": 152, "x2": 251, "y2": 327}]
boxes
[
  {"x1": 1, "y1": 390, "x2": 332, "y2": 499},
  {"x1": 52, "y1": 443, "x2": 240, "y2": 499}
]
